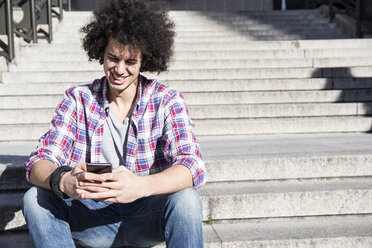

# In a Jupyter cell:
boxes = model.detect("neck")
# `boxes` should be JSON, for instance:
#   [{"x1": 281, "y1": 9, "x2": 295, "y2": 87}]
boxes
[{"x1": 108, "y1": 82, "x2": 139, "y2": 112}]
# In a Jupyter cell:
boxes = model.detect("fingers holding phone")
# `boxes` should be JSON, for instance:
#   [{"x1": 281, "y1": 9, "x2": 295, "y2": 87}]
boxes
[{"x1": 60, "y1": 162, "x2": 112, "y2": 199}]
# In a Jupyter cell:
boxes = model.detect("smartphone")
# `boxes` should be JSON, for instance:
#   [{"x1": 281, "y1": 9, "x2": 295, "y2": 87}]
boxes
[{"x1": 86, "y1": 163, "x2": 112, "y2": 174}]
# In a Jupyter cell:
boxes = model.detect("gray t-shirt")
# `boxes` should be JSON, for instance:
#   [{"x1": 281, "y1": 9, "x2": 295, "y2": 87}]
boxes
[{"x1": 100, "y1": 108, "x2": 130, "y2": 169}]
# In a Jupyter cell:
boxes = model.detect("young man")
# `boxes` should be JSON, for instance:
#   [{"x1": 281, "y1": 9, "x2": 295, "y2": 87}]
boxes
[{"x1": 22, "y1": 1, "x2": 207, "y2": 247}]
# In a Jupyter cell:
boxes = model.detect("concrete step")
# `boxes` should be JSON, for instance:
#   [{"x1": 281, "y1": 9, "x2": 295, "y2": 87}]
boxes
[
  {"x1": 15, "y1": 47, "x2": 372, "y2": 61},
  {"x1": 3, "y1": 102, "x2": 372, "y2": 125},
  {"x1": 167, "y1": 9, "x2": 321, "y2": 16},
  {"x1": 23, "y1": 39, "x2": 372, "y2": 51},
  {"x1": 195, "y1": 116, "x2": 372, "y2": 135},
  {"x1": 10, "y1": 58, "x2": 316, "y2": 71},
  {"x1": 179, "y1": 23, "x2": 336, "y2": 33},
  {"x1": 2, "y1": 89, "x2": 371, "y2": 109},
  {"x1": 173, "y1": 34, "x2": 348, "y2": 42},
  {"x1": 54, "y1": 16, "x2": 344, "y2": 28},
  {"x1": 228, "y1": 17, "x2": 331, "y2": 24},
  {"x1": 189, "y1": 102, "x2": 372, "y2": 119},
  {"x1": 1, "y1": 178, "x2": 371, "y2": 231},
  {"x1": 3, "y1": 150, "x2": 372, "y2": 190},
  {"x1": 0, "y1": 82, "x2": 77, "y2": 95},
  {"x1": 171, "y1": 17, "x2": 327, "y2": 23},
  {"x1": 2, "y1": 133, "x2": 372, "y2": 190},
  {"x1": 2, "y1": 116, "x2": 372, "y2": 141},
  {"x1": 56, "y1": 28, "x2": 343, "y2": 39},
  {"x1": 9, "y1": 49, "x2": 307, "y2": 62},
  {"x1": 22, "y1": 38, "x2": 372, "y2": 48},
  {"x1": 56, "y1": 19, "x2": 335, "y2": 30},
  {"x1": 53, "y1": 34, "x2": 348, "y2": 43},
  {"x1": 200, "y1": 133, "x2": 372, "y2": 181},
  {"x1": 170, "y1": 17, "x2": 331, "y2": 25},
  {"x1": 210, "y1": 216, "x2": 372, "y2": 248},
  {"x1": 183, "y1": 90, "x2": 372, "y2": 105},
  {"x1": 61, "y1": 10, "x2": 322, "y2": 22},
  {"x1": 201, "y1": 178, "x2": 372, "y2": 220},
  {"x1": 2, "y1": 78, "x2": 372, "y2": 95},
  {"x1": 172, "y1": 28, "x2": 340, "y2": 38},
  {"x1": 170, "y1": 14, "x2": 326, "y2": 22},
  {"x1": 4, "y1": 67, "x2": 372, "y2": 83},
  {"x1": 9, "y1": 56, "x2": 372, "y2": 72},
  {"x1": 169, "y1": 10, "x2": 322, "y2": 18},
  {"x1": 156, "y1": 67, "x2": 372, "y2": 80},
  {"x1": 170, "y1": 22, "x2": 335, "y2": 31},
  {"x1": 168, "y1": 17, "x2": 334, "y2": 26},
  {"x1": 2, "y1": 216, "x2": 371, "y2": 247},
  {"x1": 0, "y1": 226, "x2": 217, "y2": 247}
]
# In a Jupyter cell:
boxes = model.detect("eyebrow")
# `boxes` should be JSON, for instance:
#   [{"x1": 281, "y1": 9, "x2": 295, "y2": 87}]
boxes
[
  {"x1": 107, "y1": 52, "x2": 119, "y2": 58},
  {"x1": 107, "y1": 52, "x2": 139, "y2": 61}
]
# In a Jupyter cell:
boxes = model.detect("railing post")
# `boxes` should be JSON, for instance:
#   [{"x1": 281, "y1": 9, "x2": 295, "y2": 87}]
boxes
[
  {"x1": 68, "y1": 0, "x2": 71, "y2": 11},
  {"x1": 356, "y1": 0, "x2": 362, "y2": 37},
  {"x1": 5, "y1": 0, "x2": 15, "y2": 61},
  {"x1": 59, "y1": 0, "x2": 63, "y2": 19},
  {"x1": 281, "y1": 0, "x2": 286, "y2": 11},
  {"x1": 30, "y1": 0, "x2": 37, "y2": 43},
  {"x1": 47, "y1": 0, "x2": 53, "y2": 42},
  {"x1": 329, "y1": 0, "x2": 335, "y2": 21}
]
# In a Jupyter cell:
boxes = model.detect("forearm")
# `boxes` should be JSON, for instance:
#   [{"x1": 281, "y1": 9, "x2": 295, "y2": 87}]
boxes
[
  {"x1": 29, "y1": 160, "x2": 58, "y2": 190},
  {"x1": 142, "y1": 164, "x2": 193, "y2": 197}
]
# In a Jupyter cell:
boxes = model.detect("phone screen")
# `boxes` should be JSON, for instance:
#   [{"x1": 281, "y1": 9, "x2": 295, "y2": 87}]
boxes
[{"x1": 86, "y1": 163, "x2": 112, "y2": 174}]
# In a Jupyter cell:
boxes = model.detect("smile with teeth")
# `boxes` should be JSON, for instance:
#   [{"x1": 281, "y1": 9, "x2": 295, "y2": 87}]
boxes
[{"x1": 112, "y1": 74, "x2": 128, "y2": 81}]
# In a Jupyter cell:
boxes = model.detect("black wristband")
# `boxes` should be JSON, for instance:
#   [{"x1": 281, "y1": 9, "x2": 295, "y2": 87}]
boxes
[{"x1": 49, "y1": 166, "x2": 72, "y2": 199}]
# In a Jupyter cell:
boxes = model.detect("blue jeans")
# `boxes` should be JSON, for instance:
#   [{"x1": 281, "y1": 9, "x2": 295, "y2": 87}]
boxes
[{"x1": 22, "y1": 187, "x2": 203, "y2": 248}]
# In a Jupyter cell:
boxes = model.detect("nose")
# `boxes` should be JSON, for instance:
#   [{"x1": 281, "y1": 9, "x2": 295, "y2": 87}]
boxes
[{"x1": 114, "y1": 60, "x2": 127, "y2": 75}]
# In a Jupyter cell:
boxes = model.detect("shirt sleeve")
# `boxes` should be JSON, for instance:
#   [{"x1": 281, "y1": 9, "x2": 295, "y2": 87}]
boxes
[
  {"x1": 162, "y1": 90, "x2": 207, "y2": 189},
  {"x1": 24, "y1": 88, "x2": 78, "y2": 182}
]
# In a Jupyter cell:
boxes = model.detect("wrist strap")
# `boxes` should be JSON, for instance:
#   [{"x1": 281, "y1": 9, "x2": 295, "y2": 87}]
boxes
[{"x1": 49, "y1": 166, "x2": 72, "y2": 199}]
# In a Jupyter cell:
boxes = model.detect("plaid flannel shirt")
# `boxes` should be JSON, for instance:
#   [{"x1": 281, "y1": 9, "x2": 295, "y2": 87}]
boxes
[{"x1": 25, "y1": 75, "x2": 207, "y2": 189}]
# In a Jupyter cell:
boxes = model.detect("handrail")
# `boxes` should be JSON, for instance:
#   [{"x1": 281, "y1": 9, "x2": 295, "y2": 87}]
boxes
[
  {"x1": 0, "y1": 0, "x2": 71, "y2": 61},
  {"x1": 0, "y1": 0, "x2": 15, "y2": 61},
  {"x1": 328, "y1": 0, "x2": 371, "y2": 37}
]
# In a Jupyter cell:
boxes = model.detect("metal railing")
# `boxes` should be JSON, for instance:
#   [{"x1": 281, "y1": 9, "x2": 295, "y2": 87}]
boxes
[
  {"x1": 0, "y1": 0, "x2": 15, "y2": 60},
  {"x1": 0, "y1": 0, "x2": 71, "y2": 61},
  {"x1": 329, "y1": 0, "x2": 372, "y2": 37}
]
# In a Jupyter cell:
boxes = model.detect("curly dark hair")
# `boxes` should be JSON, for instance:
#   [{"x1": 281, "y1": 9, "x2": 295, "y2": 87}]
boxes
[{"x1": 81, "y1": 0, "x2": 175, "y2": 73}]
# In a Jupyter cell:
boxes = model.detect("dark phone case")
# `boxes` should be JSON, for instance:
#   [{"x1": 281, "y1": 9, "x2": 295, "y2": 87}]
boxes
[{"x1": 86, "y1": 163, "x2": 112, "y2": 174}]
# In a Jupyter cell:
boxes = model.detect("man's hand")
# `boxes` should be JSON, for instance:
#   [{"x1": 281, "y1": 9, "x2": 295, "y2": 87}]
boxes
[
  {"x1": 60, "y1": 162, "x2": 111, "y2": 200},
  {"x1": 78, "y1": 166, "x2": 147, "y2": 203},
  {"x1": 60, "y1": 163, "x2": 192, "y2": 204}
]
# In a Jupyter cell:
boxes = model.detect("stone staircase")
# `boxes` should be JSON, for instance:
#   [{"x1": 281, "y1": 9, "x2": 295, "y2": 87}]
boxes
[{"x1": 1, "y1": 8, "x2": 372, "y2": 247}]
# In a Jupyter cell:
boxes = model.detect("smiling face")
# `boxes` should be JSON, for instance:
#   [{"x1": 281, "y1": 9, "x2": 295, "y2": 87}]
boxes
[{"x1": 103, "y1": 37, "x2": 142, "y2": 97}]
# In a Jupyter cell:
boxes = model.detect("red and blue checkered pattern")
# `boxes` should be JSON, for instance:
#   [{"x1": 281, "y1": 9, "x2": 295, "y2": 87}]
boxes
[{"x1": 25, "y1": 75, "x2": 207, "y2": 189}]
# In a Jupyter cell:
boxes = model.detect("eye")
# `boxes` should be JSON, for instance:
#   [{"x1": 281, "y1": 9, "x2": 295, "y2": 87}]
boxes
[
  {"x1": 108, "y1": 56, "x2": 119, "y2": 62},
  {"x1": 126, "y1": 59, "x2": 137, "y2": 65}
]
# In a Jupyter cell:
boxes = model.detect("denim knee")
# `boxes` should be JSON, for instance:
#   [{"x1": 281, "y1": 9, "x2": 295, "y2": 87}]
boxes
[
  {"x1": 22, "y1": 187, "x2": 41, "y2": 217},
  {"x1": 22, "y1": 186, "x2": 63, "y2": 220},
  {"x1": 163, "y1": 188, "x2": 203, "y2": 247},
  {"x1": 166, "y1": 188, "x2": 203, "y2": 222}
]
